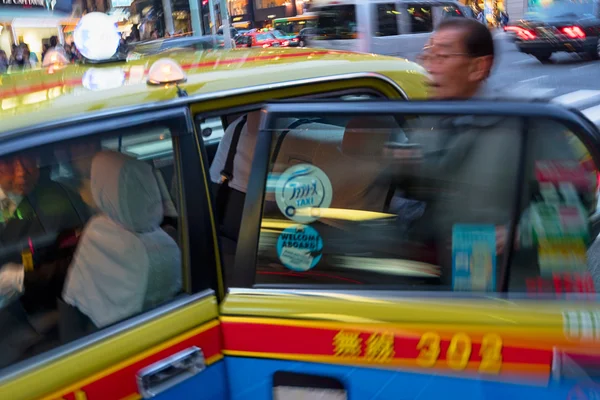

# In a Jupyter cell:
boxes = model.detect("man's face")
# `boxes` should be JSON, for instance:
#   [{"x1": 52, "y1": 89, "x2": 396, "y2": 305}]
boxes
[
  {"x1": 420, "y1": 28, "x2": 492, "y2": 99},
  {"x1": 0, "y1": 156, "x2": 40, "y2": 196}
]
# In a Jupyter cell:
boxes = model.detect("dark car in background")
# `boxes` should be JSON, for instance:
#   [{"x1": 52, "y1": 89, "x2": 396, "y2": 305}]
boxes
[
  {"x1": 506, "y1": 1, "x2": 600, "y2": 62},
  {"x1": 127, "y1": 36, "x2": 229, "y2": 60},
  {"x1": 297, "y1": 27, "x2": 323, "y2": 47},
  {"x1": 217, "y1": 26, "x2": 239, "y2": 38}
]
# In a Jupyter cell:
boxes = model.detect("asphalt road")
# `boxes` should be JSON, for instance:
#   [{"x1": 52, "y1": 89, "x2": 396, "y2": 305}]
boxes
[{"x1": 490, "y1": 32, "x2": 600, "y2": 98}]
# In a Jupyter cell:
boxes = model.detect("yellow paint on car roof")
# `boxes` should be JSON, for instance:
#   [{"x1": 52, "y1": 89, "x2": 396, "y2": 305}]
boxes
[{"x1": 0, "y1": 47, "x2": 430, "y2": 134}]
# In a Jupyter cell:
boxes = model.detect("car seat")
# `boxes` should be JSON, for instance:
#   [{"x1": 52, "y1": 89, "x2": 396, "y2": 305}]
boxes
[{"x1": 62, "y1": 150, "x2": 182, "y2": 332}]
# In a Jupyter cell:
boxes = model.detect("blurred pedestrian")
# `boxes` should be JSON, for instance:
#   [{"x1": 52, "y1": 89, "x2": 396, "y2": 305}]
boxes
[
  {"x1": 0, "y1": 50, "x2": 8, "y2": 74},
  {"x1": 414, "y1": 17, "x2": 587, "y2": 284},
  {"x1": 500, "y1": 11, "x2": 509, "y2": 27},
  {"x1": 41, "y1": 44, "x2": 49, "y2": 61},
  {"x1": 9, "y1": 44, "x2": 32, "y2": 71},
  {"x1": 23, "y1": 44, "x2": 38, "y2": 67}
]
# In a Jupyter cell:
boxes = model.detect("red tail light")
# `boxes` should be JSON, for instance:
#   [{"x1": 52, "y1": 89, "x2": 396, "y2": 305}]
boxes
[
  {"x1": 561, "y1": 26, "x2": 586, "y2": 39},
  {"x1": 505, "y1": 25, "x2": 536, "y2": 40}
]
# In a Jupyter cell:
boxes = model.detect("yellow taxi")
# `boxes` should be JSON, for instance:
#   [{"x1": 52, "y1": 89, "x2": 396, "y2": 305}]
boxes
[{"x1": 1, "y1": 12, "x2": 600, "y2": 400}]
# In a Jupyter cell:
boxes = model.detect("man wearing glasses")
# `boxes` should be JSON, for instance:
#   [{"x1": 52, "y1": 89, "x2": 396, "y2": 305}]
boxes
[{"x1": 401, "y1": 18, "x2": 589, "y2": 289}]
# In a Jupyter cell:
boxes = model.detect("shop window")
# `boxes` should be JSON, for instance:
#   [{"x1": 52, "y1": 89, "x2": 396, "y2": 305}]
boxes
[
  {"x1": 254, "y1": 0, "x2": 286, "y2": 9},
  {"x1": 229, "y1": 0, "x2": 249, "y2": 15},
  {"x1": 314, "y1": 4, "x2": 357, "y2": 40},
  {"x1": 408, "y1": 5, "x2": 433, "y2": 33},
  {"x1": 375, "y1": 3, "x2": 400, "y2": 37}
]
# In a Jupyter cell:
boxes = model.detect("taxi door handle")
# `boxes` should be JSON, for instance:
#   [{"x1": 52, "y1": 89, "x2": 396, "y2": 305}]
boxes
[{"x1": 137, "y1": 346, "x2": 206, "y2": 398}]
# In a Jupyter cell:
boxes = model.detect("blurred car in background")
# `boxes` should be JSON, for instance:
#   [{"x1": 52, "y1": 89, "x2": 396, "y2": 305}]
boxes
[
  {"x1": 218, "y1": 26, "x2": 240, "y2": 38},
  {"x1": 271, "y1": 29, "x2": 299, "y2": 47},
  {"x1": 235, "y1": 31, "x2": 287, "y2": 48},
  {"x1": 297, "y1": 27, "x2": 323, "y2": 47},
  {"x1": 506, "y1": 1, "x2": 600, "y2": 62}
]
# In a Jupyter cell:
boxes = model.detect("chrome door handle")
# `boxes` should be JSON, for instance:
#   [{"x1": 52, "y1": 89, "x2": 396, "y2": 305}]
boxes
[{"x1": 137, "y1": 346, "x2": 206, "y2": 398}]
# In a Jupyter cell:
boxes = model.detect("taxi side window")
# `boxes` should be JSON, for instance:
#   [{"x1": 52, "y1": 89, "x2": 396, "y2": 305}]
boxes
[
  {"x1": 197, "y1": 91, "x2": 385, "y2": 167},
  {"x1": 510, "y1": 126, "x2": 598, "y2": 296},
  {"x1": 0, "y1": 125, "x2": 184, "y2": 370},
  {"x1": 252, "y1": 112, "x2": 598, "y2": 295},
  {"x1": 375, "y1": 3, "x2": 400, "y2": 37}
]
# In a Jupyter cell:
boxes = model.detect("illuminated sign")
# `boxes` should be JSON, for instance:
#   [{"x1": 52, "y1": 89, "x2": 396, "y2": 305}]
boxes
[
  {"x1": 1, "y1": 0, "x2": 45, "y2": 6},
  {"x1": 268, "y1": 14, "x2": 276, "y2": 18},
  {"x1": 233, "y1": 16, "x2": 243, "y2": 21}
]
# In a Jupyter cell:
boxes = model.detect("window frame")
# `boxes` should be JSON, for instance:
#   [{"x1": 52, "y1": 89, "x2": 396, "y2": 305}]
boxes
[
  {"x1": 231, "y1": 100, "x2": 600, "y2": 295},
  {"x1": 406, "y1": 3, "x2": 434, "y2": 34},
  {"x1": 373, "y1": 2, "x2": 401, "y2": 37},
  {"x1": 0, "y1": 105, "x2": 220, "y2": 378}
]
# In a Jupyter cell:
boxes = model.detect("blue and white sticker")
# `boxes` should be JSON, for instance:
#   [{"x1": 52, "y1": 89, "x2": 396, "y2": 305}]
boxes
[
  {"x1": 276, "y1": 225, "x2": 323, "y2": 272},
  {"x1": 275, "y1": 164, "x2": 333, "y2": 223},
  {"x1": 452, "y1": 224, "x2": 496, "y2": 292}
]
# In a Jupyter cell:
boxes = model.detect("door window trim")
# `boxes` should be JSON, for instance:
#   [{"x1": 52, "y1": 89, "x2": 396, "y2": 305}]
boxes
[
  {"x1": 231, "y1": 100, "x2": 600, "y2": 292},
  {"x1": 0, "y1": 289, "x2": 215, "y2": 383}
]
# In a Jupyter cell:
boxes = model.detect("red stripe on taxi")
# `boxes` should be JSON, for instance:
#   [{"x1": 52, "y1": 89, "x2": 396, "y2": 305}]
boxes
[
  {"x1": 51, "y1": 321, "x2": 222, "y2": 400},
  {"x1": 221, "y1": 318, "x2": 553, "y2": 381},
  {"x1": 0, "y1": 50, "x2": 350, "y2": 99}
]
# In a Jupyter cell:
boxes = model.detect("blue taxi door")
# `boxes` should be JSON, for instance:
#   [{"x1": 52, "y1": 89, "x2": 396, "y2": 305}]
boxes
[{"x1": 0, "y1": 107, "x2": 227, "y2": 400}]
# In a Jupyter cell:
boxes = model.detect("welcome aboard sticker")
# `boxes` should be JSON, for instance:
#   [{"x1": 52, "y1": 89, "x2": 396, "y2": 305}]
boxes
[{"x1": 276, "y1": 225, "x2": 324, "y2": 272}]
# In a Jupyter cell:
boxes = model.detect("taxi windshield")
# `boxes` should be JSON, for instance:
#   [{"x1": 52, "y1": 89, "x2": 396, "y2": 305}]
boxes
[{"x1": 256, "y1": 33, "x2": 275, "y2": 41}]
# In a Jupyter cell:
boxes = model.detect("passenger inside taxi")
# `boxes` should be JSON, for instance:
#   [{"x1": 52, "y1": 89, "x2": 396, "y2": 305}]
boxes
[
  {"x1": 0, "y1": 131, "x2": 183, "y2": 366},
  {"x1": 62, "y1": 150, "x2": 181, "y2": 335}
]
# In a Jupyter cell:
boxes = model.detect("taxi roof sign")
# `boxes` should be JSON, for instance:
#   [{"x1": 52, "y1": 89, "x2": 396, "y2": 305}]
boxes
[
  {"x1": 73, "y1": 12, "x2": 121, "y2": 61},
  {"x1": 147, "y1": 58, "x2": 187, "y2": 85}
]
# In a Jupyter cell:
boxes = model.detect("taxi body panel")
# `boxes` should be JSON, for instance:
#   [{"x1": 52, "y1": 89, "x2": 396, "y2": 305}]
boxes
[
  {"x1": 0, "y1": 48, "x2": 429, "y2": 134},
  {"x1": 215, "y1": 100, "x2": 600, "y2": 398},
  {"x1": 0, "y1": 293, "x2": 222, "y2": 400},
  {"x1": 220, "y1": 290, "x2": 598, "y2": 398}
]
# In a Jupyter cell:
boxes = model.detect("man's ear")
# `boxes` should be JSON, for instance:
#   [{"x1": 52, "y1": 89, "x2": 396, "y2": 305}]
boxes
[{"x1": 468, "y1": 55, "x2": 494, "y2": 81}]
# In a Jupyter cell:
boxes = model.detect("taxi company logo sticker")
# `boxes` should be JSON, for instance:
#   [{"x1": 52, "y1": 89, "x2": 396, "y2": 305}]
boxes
[
  {"x1": 275, "y1": 164, "x2": 332, "y2": 223},
  {"x1": 277, "y1": 225, "x2": 323, "y2": 271}
]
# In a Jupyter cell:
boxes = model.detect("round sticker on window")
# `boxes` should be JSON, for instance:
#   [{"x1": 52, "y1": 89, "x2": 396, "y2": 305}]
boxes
[
  {"x1": 275, "y1": 164, "x2": 333, "y2": 223},
  {"x1": 276, "y1": 225, "x2": 323, "y2": 271}
]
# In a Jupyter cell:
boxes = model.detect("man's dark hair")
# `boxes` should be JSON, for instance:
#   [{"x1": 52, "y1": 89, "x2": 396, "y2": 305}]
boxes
[
  {"x1": 436, "y1": 17, "x2": 494, "y2": 58},
  {"x1": 50, "y1": 36, "x2": 58, "y2": 48}
]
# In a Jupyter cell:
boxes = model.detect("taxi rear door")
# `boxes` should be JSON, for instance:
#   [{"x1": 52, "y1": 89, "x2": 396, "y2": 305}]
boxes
[
  {"x1": 221, "y1": 100, "x2": 600, "y2": 399},
  {"x1": 0, "y1": 107, "x2": 226, "y2": 400}
]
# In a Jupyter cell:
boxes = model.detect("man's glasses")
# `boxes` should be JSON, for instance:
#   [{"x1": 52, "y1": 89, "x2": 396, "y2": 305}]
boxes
[{"x1": 417, "y1": 45, "x2": 470, "y2": 64}]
